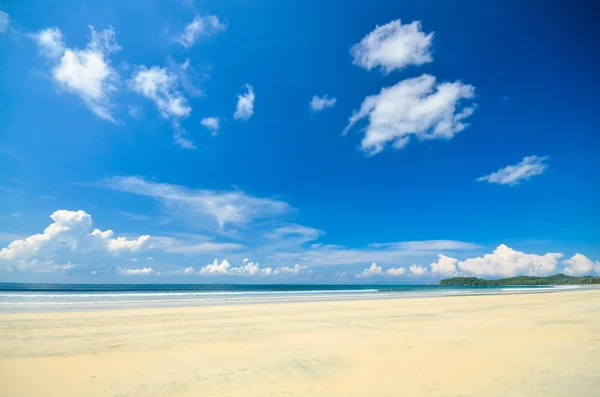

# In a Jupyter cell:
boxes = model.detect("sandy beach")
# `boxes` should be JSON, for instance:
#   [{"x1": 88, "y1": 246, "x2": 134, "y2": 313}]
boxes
[{"x1": 1, "y1": 290, "x2": 599, "y2": 397}]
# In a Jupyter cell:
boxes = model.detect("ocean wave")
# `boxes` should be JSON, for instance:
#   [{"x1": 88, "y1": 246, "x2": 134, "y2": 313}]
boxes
[{"x1": 0, "y1": 289, "x2": 381, "y2": 299}]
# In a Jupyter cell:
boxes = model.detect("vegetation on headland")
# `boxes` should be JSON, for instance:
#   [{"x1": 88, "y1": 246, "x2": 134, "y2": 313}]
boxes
[{"x1": 439, "y1": 274, "x2": 600, "y2": 286}]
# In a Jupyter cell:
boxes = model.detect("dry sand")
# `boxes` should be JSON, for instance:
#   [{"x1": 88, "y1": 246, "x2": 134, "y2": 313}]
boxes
[{"x1": 1, "y1": 290, "x2": 599, "y2": 397}]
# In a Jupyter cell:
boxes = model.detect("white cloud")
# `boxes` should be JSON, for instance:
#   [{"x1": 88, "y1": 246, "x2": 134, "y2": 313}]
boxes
[
  {"x1": 429, "y1": 254, "x2": 458, "y2": 276},
  {"x1": 383, "y1": 247, "x2": 599, "y2": 279},
  {"x1": 201, "y1": 117, "x2": 220, "y2": 135},
  {"x1": 356, "y1": 262, "x2": 383, "y2": 278},
  {"x1": 107, "y1": 235, "x2": 150, "y2": 252},
  {"x1": 356, "y1": 262, "x2": 407, "y2": 278},
  {"x1": 173, "y1": 121, "x2": 196, "y2": 149},
  {"x1": 344, "y1": 74, "x2": 476, "y2": 154},
  {"x1": 272, "y1": 263, "x2": 311, "y2": 276},
  {"x1": 0, "y1": 210, "x2": 150, "y2": 273},
  {"x1": 562, "y1": 254, "x2": 600, "y2": 276},
  {"x1": 130, "y1": 65, "x2": 195, "y2": 148},
  {"x1": 272, "y1": 239, "x2": 479, "y2": 267},
  {"x1": 457, "y1": 244, "x2": 562, "y2": 277},
  {"x1": 350, "y1": 19, "x2": 433, "y2": 74},
  {"x1": 130, "y1": 65, "x2": 191, "y2": 119},
  {"x1": 310, "y1": 95, "x2": 336, "y2": 111},
  {"x1": 265, "y1": 224, "x2": 324, "y2": 243},
  {"x1": 162, "y1": 240, "x2": 245, "y2": 254},
  {"x1": 34, "y1": 27, "x2": 65, "y2": 58},
  {"x1": 409, "y1": 264, "x2": 428, "y2": 276},
  {"x1": 33, "y1": 26, "x2": 121, "y2": 121},
  {"x1": 234, "y1": 84, "x2": 255, "y2": 120},
  {"x1": 0, "y1": 10, "x2": 10, "y2": 33},
  {"x1": 385, "y1": 267, "x2": 407, "y2": 276},
  {"x1": 188, "y1": 259, "x2": 311, "y2": 277},
  {"x1": 476, "y1": 156, "x2": 548, "y2": 186},
  {"x1": 369, "y1": 240, "x2": 480, "y2": 251},
  {"x1": 118, "y1": 267, "x2": 154, "y2": 275},
  {"x1": 179, "y1": 15, "x2": 226, "y2": 48},
  {"x1": 102, "y1": 176, "x2": 292, "y2": 229}
]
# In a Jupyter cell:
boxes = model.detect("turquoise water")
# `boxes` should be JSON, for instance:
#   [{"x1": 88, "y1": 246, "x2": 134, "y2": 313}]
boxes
[{"x1": 0, "y1": 283, "x2": 578, "y2": 312}]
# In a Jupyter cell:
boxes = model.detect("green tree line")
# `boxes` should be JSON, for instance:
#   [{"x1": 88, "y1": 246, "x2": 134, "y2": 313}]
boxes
[{"x1": 439, "y1": 273, "x2": 600, "y2": 286}]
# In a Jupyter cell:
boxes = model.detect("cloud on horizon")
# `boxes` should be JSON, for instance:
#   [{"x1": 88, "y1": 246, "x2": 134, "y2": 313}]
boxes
[{"x1": 355, "y1": 245, "x2": 599, "y2": 279}]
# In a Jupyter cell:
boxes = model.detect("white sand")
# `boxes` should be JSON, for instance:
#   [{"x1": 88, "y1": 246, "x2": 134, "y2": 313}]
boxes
[{"x1": 1, "y1": 290, "x2": 599, "y2": 396}]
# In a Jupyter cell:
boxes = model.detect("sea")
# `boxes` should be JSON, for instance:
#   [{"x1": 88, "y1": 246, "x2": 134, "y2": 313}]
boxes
[{"x1": 0, "y1": 283, "x2": 583, "y2": 312}]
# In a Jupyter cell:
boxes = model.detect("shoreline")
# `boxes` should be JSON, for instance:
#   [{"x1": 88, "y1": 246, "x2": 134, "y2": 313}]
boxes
[{"x1": 0, "y1": 285, "x2": 600, "y2": 314}]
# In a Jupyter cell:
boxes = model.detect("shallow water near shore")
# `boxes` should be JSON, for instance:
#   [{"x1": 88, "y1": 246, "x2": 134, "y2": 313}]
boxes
[{"x1": 0, "y1": 283, "x2": 586, "y2": 312}]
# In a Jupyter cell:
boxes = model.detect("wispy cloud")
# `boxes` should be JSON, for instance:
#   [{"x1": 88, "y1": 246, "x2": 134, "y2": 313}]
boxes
[
  {"x1": 0, "y1": 10, "x2": 11, "y2": 33},
  {"x1": 265, "y1": 224, "x2": 324, "y2": 243},
  {"x1": 129, "y1": 64, "x2": 195, "y2": 148},
  {"x1": 179, "y1": 15, "x2": 226, "y2": 48},
  {"x1": 100, "y1": 176, "x2": 292, "y2": 229},
  {"x1": 149, "y1": 235, "x2": 245, "y2": 254},
  {"x1": 119, "y1": 211, "x2": 150, "y2": 221},
  {"x1": 476, "y1": 155, "x2": 548, "y2": 186},
  {"x1": 269, "y1": 239, "x2": 480, "y2": 267}
]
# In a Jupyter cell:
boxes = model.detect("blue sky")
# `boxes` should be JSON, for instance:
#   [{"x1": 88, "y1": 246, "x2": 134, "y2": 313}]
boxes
[{"x1": 0, "y1": 0, "x2": 598, "y2": 283}]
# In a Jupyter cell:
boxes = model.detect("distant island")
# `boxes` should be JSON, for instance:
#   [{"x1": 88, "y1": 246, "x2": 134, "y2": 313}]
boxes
[{"x1": 439, "y1": 273, "x2": 600, "y2": 286}]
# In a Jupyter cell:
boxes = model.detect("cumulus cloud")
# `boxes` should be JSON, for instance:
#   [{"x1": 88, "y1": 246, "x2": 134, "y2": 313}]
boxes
[
  {"x1": 562, "y1": 254, "x2": 600, "y2": 276},
  {"x1": 356, "y1": 262, "x2": 383, "y2": 278},
  {"x1": 397, "y1": 247, "x2": 600, "y2": 279},
  {"x1": 476, "y1": 156, "x2": 548, "y2": 186},
  {"x1": 234, "y1": 84, "x2": 255, "y2": 120},
  {"x1": 0, "y1": 10, "x2": 11, "y2": 34},
  {"x1": 102, "y1": 176, "x2": 292, "y2": 229},
  {"x1": 107, "y1": 235, "x2": 150, "y2": 252},
  {"x1": 201, "y1": 117, "x2": 220, "y2": 135},
  {"x1": 356, "y1": 263, "x2": 407, "y2": 278},
  {"x1": 33, "y1": 26, "x2": 121, "y2": 121},
  {"x1": 429, "y1": 254, "x2": 458, "y2": 276},
  {"x1": 118, "y1": 267, "x2": 154, "y2": 275},
  {"x1": 174, "y1": 259, "x2": 312, "y2": 277},
  {"x1": 456, "y1": 244, "x2": 562, "y2": 277},
  {"x1": 0, "y1": 210, "x2": 150, "y2": 273},
  {"x1": 310, "y1": 95, "x2": 336, "y2": 111},
  {"x1": 351, "y1": 19, "x2": 433, "y2": 74},
  {"x1": 344, "y1": 74, "x2": 476, "y2": 154},
  {"x1": 409, "y1": 264, "x2": 428, "y2": 276},
  {"x1": 179, "y1": 15, "x2": 226, "y2": 48}
]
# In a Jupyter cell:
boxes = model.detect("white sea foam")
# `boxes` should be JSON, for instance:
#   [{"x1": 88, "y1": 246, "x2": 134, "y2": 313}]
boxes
[{"x1": 0, "y1": 289, "x2": 380, "y2": 299}]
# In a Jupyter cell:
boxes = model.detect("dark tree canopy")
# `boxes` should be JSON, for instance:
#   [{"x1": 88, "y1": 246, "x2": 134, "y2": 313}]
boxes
[{"x1": 439, "y1": 274, "x2": 600, "y2": 286}]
